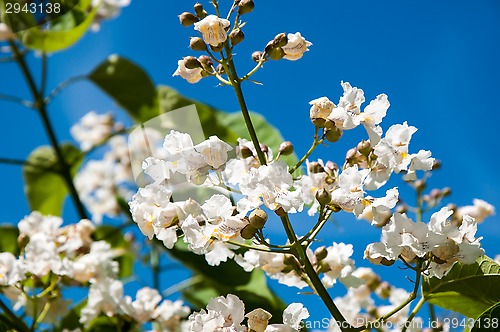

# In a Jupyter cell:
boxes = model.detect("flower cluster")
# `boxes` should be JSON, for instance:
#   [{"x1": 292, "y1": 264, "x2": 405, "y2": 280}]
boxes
[
  {"x1": 0, "y1": 212, "x2": 189, "y2": 328},
  {"x1": 365, "y1": 207, "x2": 484, "y2": 278},
  {"x1": 187, "y1": 294, "x2": 309, "y2": 332}
]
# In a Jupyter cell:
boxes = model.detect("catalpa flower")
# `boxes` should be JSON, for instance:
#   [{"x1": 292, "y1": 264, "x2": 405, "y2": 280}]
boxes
[
  {"x1": 194, "y1": 15, "x2": 231, "y2": 46},
  {"x1": 282, "y1": 32, "x2": 312, "y2": 61},
  {"x1": 173, "y1": 58, "x2": 204, "y2": 84}
]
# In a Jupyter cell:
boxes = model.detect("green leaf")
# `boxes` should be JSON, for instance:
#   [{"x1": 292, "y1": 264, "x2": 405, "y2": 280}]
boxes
[
  {"x1": 93, "y1": 225, "x2": 134, "y2": 278},
  {"x1": 472, "y1": 302, "x2": 500, "y2": 332},
  {"x1": 23, "y1": 143, "x2": 83, "y2": 216},
  {"x1": 0, "y1": 225, "x2": 20, "y2": 255},
  {"x1": 13, "y1": 5, "x2": 98, "y2": 53},
  {"x1": 422, "y1": 256, "x2": 500, "y2": 318},
  {"x1": 168, "y1": 241, "x2": 287, "y2": 323},
  {"x1": 89, "y1": 56, "x2": 158, "y2": 123},
  {"x1": 215, "y1": 111, "x2": 301, "y2": 173}
]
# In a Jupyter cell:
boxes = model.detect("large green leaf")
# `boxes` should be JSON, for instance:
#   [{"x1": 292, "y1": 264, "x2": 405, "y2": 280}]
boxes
[
  {"x1": 472, "y1": 302, "x2": 500, "y2": 332},
  {"x1": 23, "y1": 143, "x2": 83, "y2": 216},
  {"x1": 93, "y1": 225, "x2": 134, "y2": 278},
  {"x1": 422, "y1": 256, "x2": 500, "y2": 318},
  {"x1": 0, "y1": 225, "x2": 19, "y2": 255},
  {"x1": 168, "y1": 241, "x2": 286, "y2": 323},
  {"x1": 89, "y1": 56, "x2": 158, "y2": 123},
  {"x1": 11, "y1": 4, "x2": 98, "y2": 53}
]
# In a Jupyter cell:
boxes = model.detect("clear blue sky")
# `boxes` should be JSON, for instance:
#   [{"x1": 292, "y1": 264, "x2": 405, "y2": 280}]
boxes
[{"x1": 1, "y1": 0, "x2": 499, "y2": 327}]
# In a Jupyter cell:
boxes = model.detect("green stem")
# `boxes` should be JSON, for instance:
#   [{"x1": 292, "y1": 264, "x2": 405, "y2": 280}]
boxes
[
  {"x1": 0, "y1": 94, "x2": 34, "y2": 109},
  {"x1": 223, "y1": 43, "x2": 267, "y2": 166},
  {"x1": 428, "y1": 302, "x2": 439, "y2": 332},
  {"x1": 280, "y1": 214, "x2": 354, "y2": 332},
  {"x1": 0, "y1": 298, "x2": 29, "y2": 332},
  {"x1": 44, "y1": 75, "x2": 86, "y2": 104},
  {"x1": 227, "y1": 240, "x2": 289, "y2": 253},
  {"x1": 9, "y1": 41, "x2": 89, "y2": 220},
  {"x1": 289, "y1": 127, "x2": 322, "y2": 174},
  {"x1": 402, "y1": 297, "x2": 426, "y2": 332}
]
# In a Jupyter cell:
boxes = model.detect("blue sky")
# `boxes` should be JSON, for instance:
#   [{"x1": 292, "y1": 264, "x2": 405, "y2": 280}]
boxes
[{"x1": 1, "y1": 0, "x2": 500, "y2": 327}]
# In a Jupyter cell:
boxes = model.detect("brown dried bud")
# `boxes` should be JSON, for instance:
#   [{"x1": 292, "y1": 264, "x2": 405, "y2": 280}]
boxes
[
  {"x1": 179, "y1": 12, "x2": 198, "y2": 27},
  {"x1": 194, "y1": 3, "x2": 206, "y2": 18},
  {"x1": 432, "y1": 159, "x2": 442, "y2": 170},
  {"x1": 240, "y1": 225, "x2": 258, "y2": 239},
  {"x1": 314, "y1": 246, "x2": 328, "y2": 261},
  {"x1": 229, "y1": 28, "x2": 245, "y2": 46},
  {"x1": 239, "y1": 145, "x2": 253, "y2": 158},
  {"x1": 273, "y1": 33, "x2": 288, "y2": 48},
  {"x1": 238, "y1": 0, "x2": 255, "y2": 15},
  {"x1": 357, "y1": 140, "x2": 372, "y2": 156},
  {"x1": 316, "y1": 189, "x2": 331, "y2": 206},
  {"x1": 210, "y1": 43, "x2": 224, "y2": 52},
  {"x1": 189, "y1": 37, "x2": 207, "y2": 51},
  {"x1": 279, "y1": 141, "x2": 294, "y2": 156},
  {"x1": 183, "y1": 56, "x2": 202, "y2": 69},
  {"x1": 324, "y1": 126, "x2": 343, "y2": 143},
  {"x1": 268, "y1": 46, "x2": 285, "y2": 60},
  {"x1": 249, "y1": 208, "x2": 268, "y2": 229},
  {"x1": 252, "y1": 51, "x2": 265, "y2": 63},
  {"x1": 198, "y1": 55, "x2": 213, "y2": 68},
  {"x1": 308, "y1": 161, "x2": 325, "y2": 174}
]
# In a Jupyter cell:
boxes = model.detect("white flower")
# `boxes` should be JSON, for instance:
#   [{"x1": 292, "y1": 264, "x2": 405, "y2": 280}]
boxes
[
  {"x1": 327, "y1": 82, "x2": 365, "y2": 130},
  {"x1": 23, "y1": 233, "x2": 67, "y2": 277},
  {"x1": 153, "y1": 300, "x2": 190, "y2": 330},
  {"x1": 71, "y1": 111, "x2": 120, "y2": 151},
  {"x1": 456, "y1": 199, "x2": 495, "y2": 223},
  {"x1": 246, "y1": 308, "x2": 273, "y2": 332},
  {"x1": 374, "y1": 122, "x2": 417, "y2": 173},
  {"x1": 239, "y1": 161, "x2": 304, "y2": 213},
  {"x1": 354, "y1": 187, "x2": 399, "y2": 226},
  {"x1": 72, "y1": 241, "x2": 118, "y2": 283},
  {"x1": 330, "y1": 165, "x2": 369, "y2": 212},
  {"x1": 321, "y1": 243, "x2": 358, "y2": 288},
  {"x1": 282, "y1": 32, "x2": 312, "y2": 61},
  {"x1": 0, "y1": 253, "x2": 26, "y2": 286},
  {"x1": 80, "y1": 278, "x2": 126, "y2": 325},
  {"x1": 194, "y1": 15, "x2": 231, "y2": 46},
  {"x1": 0, "y1": 23, "x2": 14, "y2": 41},
  {"x1": 188, "y1": 294, "x2": 245, "y2": 331},
  {"x1": 57, "y1": 219, "x2": 95, "y2": 256},
  {"x1": 91, "y1": 0, "x2": 130, "y2": 30},
  {"x1": 309, "y1": 97, "x2": 335, "y2": 126},
  {"x1": 173, "y1": 58, "x2": 204, "y2": 84},
  {"x1": 18, "y1": 211, "x2": 62, "y2": 239},
  {"x1": 266, "y1": 303, "x2": 309, "y2": 331},
  {"x1": 403, "y1": 150, "x2": 435, "y2": 181},
  {"x1": 125, "y1": 287, "x2": 162, "y2": 323},
  {"x1": 194, "y1": 136, "x2": 233, "y2": 169}
]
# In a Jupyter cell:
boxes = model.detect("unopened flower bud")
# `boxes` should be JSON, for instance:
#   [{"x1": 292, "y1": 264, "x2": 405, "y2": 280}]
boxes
[
  {"x1": 246, "y1": 308, "x2": 272, "y2": 332},
  {"x1": 210, "y1": 43, "x2": 224, "y2": 52},
  {"x1": 240, "y1": 224, "x2": 258, "y2": 239},
  {"x1": 238, "y1": 0, "x2": 255, "y2": 15},
  {"x1": 414, "y1": 179, "x2": 426, "y2": 192},
  {"x1": 239, "y1": 145, "x2": 253, "y2": 158},
  {"x1": 267, "y1": 46, "x2": 285, "y2": 61},
  {"x1": 308, "y1": 161, "x2": 324, "y2": 174},
  {"x1": 273, "y1": 33, "x2": 288, "y2": 48},
  {"x1": 357, "y1": 140, "x2": 372, "y2": 156},
  {"x1": 17, "y1": 233, "x2": 29, "y2": 251},
  {"x1": 189, "y1": 37, "x2": 207, "y2": 51},
  {"x1": 252, "y1": 51, "x2": 265, "y2": 63},
  {"x1": 442, "y1": 187, "x2": 451, "y2": 197},
  {"x1": 229, "y1": 28, "x2": 245, "y2": 46},
  {"x1": 324, "y1": 126, "x2": 343, "y2": 143},
  {"x1": 314, "y1": 246, "x2": 328, "y2": 261},
  {"x1": 194, "y1": 3, "x2": 206, "y2": 18},
  {"x1": 198, "y1": 55, "x2": 213, "y2": 68},
  {"x1": 396, "y1": 204, "x2": 408, "y2": 214},
  {"x1": 309, "y1": 97, "x2": 335, "y2": 128},
  {"x1": 183, "y1": 56, "x2": 202, "y2": 69},
  {"x1": 216, "y1": 64, "x2": 225, "y2": 74},
  {"x1": 432, "y1": 159, "x2": 442, "y2": 170},
  {"x1": 283, "y1": 255, "x2": 300, "y2": 269},
  {"x1": 259, "y1": 143, "x2": 269, "y2": 154},
  {"x1": 249, "y1": 208, "x2": 268, "y2": 229},
  {"x1": 279, "y1": 141, "x2": 294, "y2": 156},
  {"x1": 316, "y1": 189, "x2": 331, "y2": 206},
  {"x1": 376, "y1": 282, "x2": 392, "y2": 299},
  {"x1": 179, "y1": 12, "x2": 198, "y2": 26}
]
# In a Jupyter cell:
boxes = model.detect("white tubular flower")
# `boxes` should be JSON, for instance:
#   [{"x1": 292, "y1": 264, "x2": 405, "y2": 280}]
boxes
[
  {"x1": 80, "y1": 278, "x2": 126, "y2": 326},
  {"x1": 194, "y1": 136, "x2": 233, "y2": 169},
  {"x1": 57, "y1": 219, "x2": 95, "y2": 256},
  {"x1": 358, "y1": 94, "x2": 390, "y2": 144},
  {"x1": 330, "y1": 165, "x2": 369, "y2": 213},
  {"x1": 125, "y1": 287, "x2": 162, "y2": 324},
  {"x1": 239, "y1": 161, "x2": 304, "y2": 213},
  {"x1": 374, "y1": 122, "x2": 417, "y2": 173},
  {"x1": 403, "y1": 150, "x2": 435, "y2": 181},
  {"x1": 173, "y1": 58, "x2": 204, "y2": 83},
  {"x1": 188, "y1": 294, "x2": 245, "y2": 331},
  {"x1": 18, "y1": 211, "x2": 62, "y2": 239},
  {"x1": 72, "y1": 241, "x2": 118, "y2": 283},
  {"x1": 0, "y1": 253, "x2": 26, "y2": 286},
  {"x1": 321, "y1": 243, "x2": 358, "y2": 288},
  {"x1": 456, "y1": 199, "x2": 495, "y2": 223},
  {"x1": 282, "y1": 32, "x2": 312, "y2": 61},
  {"x1": 153, "y1": 300, "x2": 190, "y2": 330},
  {"x1": 309, "y1": 97, "x2": 335, "y2": 126},
  {"x1": 267, "y1": 303, "x2": 310, "y2": 331},
  {"x1": 354, "y1": 187, "x2": 399, "y2": 226},
  {"x1": 71, "y1": 111, "x2": 120, "y2": 151},
  {"x1": 0, "y1": 23, "x2": 14, "y2": 41},
  {"x1": 327, "y1": 82, "x2": 365, "y2": 130},
  {"x1": 23, "y1": 233, "x2": 66, "y2": 277},
  {"x1": 194, "y1": 15, "x2": 231, "y2": 46}
]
